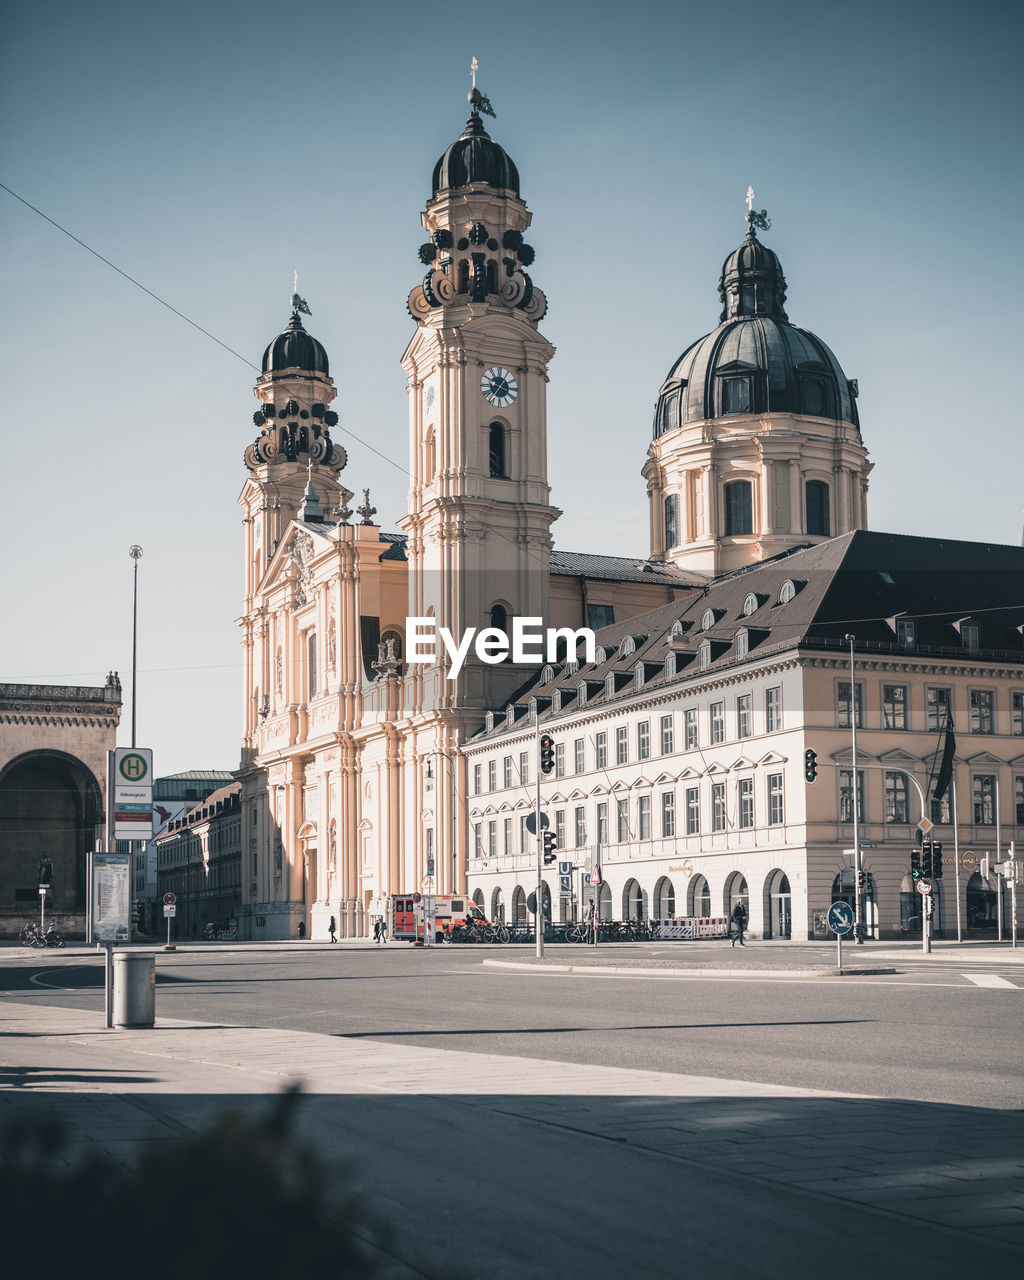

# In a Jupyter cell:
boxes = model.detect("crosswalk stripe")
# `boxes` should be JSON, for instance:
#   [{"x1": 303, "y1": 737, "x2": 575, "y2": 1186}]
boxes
[{"x1": 962, "y1": 972, "x2": 1018, "y2": 988}]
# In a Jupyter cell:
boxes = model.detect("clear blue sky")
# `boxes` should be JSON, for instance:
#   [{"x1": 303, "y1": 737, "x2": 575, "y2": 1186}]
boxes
[{"x1": 2, "y1": 0, "x2": 1021, "y2": 775}]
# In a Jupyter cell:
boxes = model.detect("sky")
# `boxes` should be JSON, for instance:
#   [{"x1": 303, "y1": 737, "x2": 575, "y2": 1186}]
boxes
[{"x1": 2, "y1": 0, "x2": 1022, "y2": 776}]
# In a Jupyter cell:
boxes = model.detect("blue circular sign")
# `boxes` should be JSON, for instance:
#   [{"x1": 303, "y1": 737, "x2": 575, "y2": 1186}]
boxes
[{"x1": 827, "y1": 900, "x2": 855, "y2": 934}]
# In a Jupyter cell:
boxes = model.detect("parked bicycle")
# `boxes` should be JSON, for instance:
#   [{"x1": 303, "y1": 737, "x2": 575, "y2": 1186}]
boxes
[{"x1": 19, "y1": 922, "x2": 64, "y2": 948}]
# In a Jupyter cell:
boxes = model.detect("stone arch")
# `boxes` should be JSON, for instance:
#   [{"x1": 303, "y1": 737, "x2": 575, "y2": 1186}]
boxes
[
  {"x1": 598, "y1": 881, "x2": 612, "y2": 921},
  {"x1": 652, "y1": 875, "x2": 676, "y2": 919},
  {"x1": 491, "y1": 886, "x2": 505, "y2": 922},
  {"x1": 0, "y1": 749, "x2": 103, "y2": 922},
  {"x1": 763, "y1": 868, "x2": 792, "y2": 940},
  {"x1": 688, "y1": 874, "x2": 711, "y2": 917},
  {"x1": 623, "y1": 878, "x2": 644, "y2": 921},
  {"x1": 724, "y1": 871, "x2": 748, "y2": 918},
  {"x1": 512, "y1": 884, "x2": 527, "y2": 923}
]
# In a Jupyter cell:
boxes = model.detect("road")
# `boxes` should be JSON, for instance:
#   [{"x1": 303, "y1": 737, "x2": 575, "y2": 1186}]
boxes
[{"x1": 2, "y1": 942, "x2": 1022, "y2": 1277}]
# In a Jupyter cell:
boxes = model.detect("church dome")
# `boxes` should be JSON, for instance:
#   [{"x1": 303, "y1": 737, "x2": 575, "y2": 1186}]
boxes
[
  {"x1": 432, "y1": 109, "x2": 519, "y2": 196},
  {"x1": 262, "y1": 310, "x2": 329, "y2": 376},
  {"x1": 653, "y1": 225, "x2": 859, "y2": 435}
]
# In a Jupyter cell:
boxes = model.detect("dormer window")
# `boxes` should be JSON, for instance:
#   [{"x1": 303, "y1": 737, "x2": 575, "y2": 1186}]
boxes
[
  {"x1": 722, "y1": 376, "x2": 751, "y2": 414},
  {"x1": 698, "y1": 640, "x2": 711, "y2": 670},
  {"x1": 742, "y1": 593, "x2": 759, "y2": 617},
  {"x1": 540, "y1": 664, "x2": 554, "y2": 685},
  {"x1": 594, "y1": 646, "x2": 608, "y2": 665},
  {"x1": 665, "y1": 651, "x2": 677, "y2": 678},
  {"x1": 896, "y1": 619, "x2": 916, "y2": 650},
  {"x1": 578, "y1": 681, "x2": 588, "y2": 706},
  {"x1": 778, "y1": 579, "x2": 796, "y2": 605},
  {"x1": 565, "y1": 659, "x2": 579, "y2": 676},
  {"x1": 605, "y1": 674, "x2": 616, "y2": 697},
  {"x1": 620, "y1": 636, "x2": 636, "y2": 658},
  {"x1": 506, "y1": 706, "x2": 515, "y2": 728},
  {"x1": 961, "y1": 623, "x2": 979, "y2": 652},
  {"x1": 485, "y1": 711, "x2": 495, "y2": 732},
  {"x1": 634, "y1": 664, "x2": 645, "y2": 691},
  {"x1": 701, "y1": 608, "x2": 716, "y2": 631},
  {"x1": 735, "y1": 629, "x2": 749, "y2": 659}
]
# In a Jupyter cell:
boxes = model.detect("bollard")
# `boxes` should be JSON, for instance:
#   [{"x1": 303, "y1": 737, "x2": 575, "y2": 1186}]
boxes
[{"x1": 113, "y1": 951, "x2": 156, "y2": 1028}]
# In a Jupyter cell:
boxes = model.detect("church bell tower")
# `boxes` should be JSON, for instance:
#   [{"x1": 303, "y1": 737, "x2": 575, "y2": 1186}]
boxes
[{"x1": 399, "y1": 70, "x2": 559, "y2": 710}]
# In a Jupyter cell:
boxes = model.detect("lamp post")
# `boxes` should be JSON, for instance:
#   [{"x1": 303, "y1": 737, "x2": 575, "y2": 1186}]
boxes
[
  {"x1": 427, "y1": 752, "x2": 459, "y2": 895},
  {"x1": 129, "y1": 545, "x2": 143, "y2": 748},
  {"x1": 844, "y1": 634, "x2": 864, "y2": 943}
]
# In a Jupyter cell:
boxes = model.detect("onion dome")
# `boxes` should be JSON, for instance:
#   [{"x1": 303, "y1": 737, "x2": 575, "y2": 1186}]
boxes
[
  {"x1": 653, "y1": 222, "x2": 859, "y2": 435},
  {"x1": 261, "y1": 308, "x2": 329, "y2": 376},
  {"x1": 432, "y1": 98, "x2": 519, "y2": 196}
]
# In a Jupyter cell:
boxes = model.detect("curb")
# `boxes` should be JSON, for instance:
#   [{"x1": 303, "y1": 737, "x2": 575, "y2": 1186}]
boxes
[{"x1": 481, "y1": 959, "x2": 898, "y2": 980}]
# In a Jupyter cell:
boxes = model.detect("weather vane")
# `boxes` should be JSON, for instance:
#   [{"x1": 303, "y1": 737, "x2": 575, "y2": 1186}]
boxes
[
  {"x1": 744, "y1": 186, "x2": 771, "y2": 233},
  {"x1": 468, "y1": 56, "x2": 496, "y2": 118},
  {"x1": 290, "y1": 270, "x2": 311, "y2": 316}
]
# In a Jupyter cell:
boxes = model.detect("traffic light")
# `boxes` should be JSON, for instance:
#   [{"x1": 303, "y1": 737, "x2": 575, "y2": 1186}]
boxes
[
  {"x1": 543, "y1": 830, "x2": 557, "y2": 864},
  {"x1": 856, "y1": 870, "x2": 868, "y2": 895},
  {"x1": 921, "y1": 841, "x2": 933, "y2": 879},
  {"x1": 540, "y1": 734, "x2": 555, "y2": 775},
  {"x1": 804, "y1": 748, "x2": 818, "y2": 783},
  {"x1": 931, "y1": 842, "x2": 943, "y2": 879},
  {"x1": 911, "y1": 845, "x2": 922, "y2": 881}
]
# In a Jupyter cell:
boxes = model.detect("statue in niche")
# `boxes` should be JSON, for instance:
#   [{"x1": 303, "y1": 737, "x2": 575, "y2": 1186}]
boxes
[
  {"x1": 275, "y1": 647, "x2": 283, "y2": 691},
  {"x1": 328, "y1": 618, "x2": 337, "y2": 669}
]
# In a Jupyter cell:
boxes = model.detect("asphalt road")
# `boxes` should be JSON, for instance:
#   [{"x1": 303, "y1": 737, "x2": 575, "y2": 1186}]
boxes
[{"x1": 4, "y1": 944, "x2": 1021, "y2": 1110}]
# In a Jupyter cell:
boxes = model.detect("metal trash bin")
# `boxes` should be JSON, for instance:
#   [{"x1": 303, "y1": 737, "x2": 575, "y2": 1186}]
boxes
[{"x1": 113, "y1": 951, "x2": 156, "y2": 1028}]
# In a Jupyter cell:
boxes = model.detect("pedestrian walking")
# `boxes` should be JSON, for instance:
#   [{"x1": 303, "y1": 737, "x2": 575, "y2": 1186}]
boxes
[
  {"x1": 379, "y1": 916, "x2": 388, "y2": 944},
  {"x1": 328, "y1": 915, "x2": 337, "y2": 943},
  {"x1": 730, "y1": 901, "x2": 747, "y2": 947},
  {"x1": 297, "y1": 920, "x2": 306, "y2": 940},
  {"x1": 373, "y1": 918, "x2": 381, "y2": 944}
]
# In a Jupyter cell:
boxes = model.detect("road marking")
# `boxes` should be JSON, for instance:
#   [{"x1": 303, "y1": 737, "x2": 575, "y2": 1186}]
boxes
[
  {"x1": 29, "y1": 969, "x2": 95, "y2": 992},
  {"x1": 962, "y1": 973, "x2": 1018, "y2": 989}
]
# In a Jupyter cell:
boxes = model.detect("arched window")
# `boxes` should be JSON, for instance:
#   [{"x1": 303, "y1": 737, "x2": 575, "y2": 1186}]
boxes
[
  {"x1": 489, "y1": 422, "x2": 507, "y2": 478},
  {"x1": 778, "y1": 579, "x2": 796, "y2": 605},
  {"x1": 623, "y1": 879, "x2": 644, "y2": 921},
  {"x1": 742, "y1": 593, "x2": 759, "y2": 617},
  {"x1": 701, "y1": 608, "x2": 716, "y2": 631},
  {"x1": 490, "y1": 603, "x2": 508, "y2": 633},
  {"x1": 664, "y1": 494, "x2": 679, "y2": 548},
  {"x1": 689, "y1": 875, "x2": 711, "y2": 917},
  {"x1": 724, "y1": 480, "x2": 753, "y2": 536},
  {"x1": 725, "y1": 873, "x2": 748, "y2": 918},
  {"x1": 653, "y1": 876, "x2": 676, "y2": 920},
  {"x1": 806, "y1": 481, "x2": 830, "y2": 536}
]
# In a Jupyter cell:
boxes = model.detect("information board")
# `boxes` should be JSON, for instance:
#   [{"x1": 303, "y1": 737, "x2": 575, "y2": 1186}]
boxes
[{"x1": 92, "y1": 852, "x2": 131, "y2": 943}]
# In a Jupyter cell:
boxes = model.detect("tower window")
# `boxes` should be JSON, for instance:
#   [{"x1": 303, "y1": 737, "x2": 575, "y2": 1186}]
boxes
[
  {"x1": 489, "y1": 423, "x2": 507, "y2": 478},
  {"x1": 806, "y1": 481, "x2": 830, "y2": 536},
  {"x1": 490, "y1": 603, "x2": 508, "y2": 633},
  {"x1": 307, "y1": 632, "x2": 317, "y2": 699},
  {"x1": 802, "y1": 378, "x2": 826, "y2": 417},
  {"x1": 664, "y1": 494, "x2": 678, "y2": 549},
  {"x1": 724, "y1": 481, "x2": 753, "y2": 536},
  {"x1": 722, "y1": 377, "x2": 751, "y2": 414}
]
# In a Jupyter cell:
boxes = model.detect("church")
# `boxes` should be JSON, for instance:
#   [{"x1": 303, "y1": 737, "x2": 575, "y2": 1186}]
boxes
[{"x1": 235, "y1": 81, "x2": 1022, "y2": 942}]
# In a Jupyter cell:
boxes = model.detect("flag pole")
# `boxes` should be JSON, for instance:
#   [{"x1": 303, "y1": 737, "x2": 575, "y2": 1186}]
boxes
[{"x1": 952, "y1": 773, "x2": 962, "y2": 943}]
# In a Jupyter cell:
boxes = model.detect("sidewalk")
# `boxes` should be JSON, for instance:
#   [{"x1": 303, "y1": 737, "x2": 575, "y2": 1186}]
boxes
[{"x1": 2, "y1": 997, "x2": 1022, "y2": 1275}]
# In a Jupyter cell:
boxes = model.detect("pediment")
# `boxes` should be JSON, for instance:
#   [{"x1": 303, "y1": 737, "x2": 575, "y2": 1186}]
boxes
[
  {"x1": 654, "y1": 771, "x2": 675, "y2": 785},
  {"x1": 514, "y1": 798, "x2": 531, "y2": 810},
  {"x1": 676, "y1": 766, "x2": 702, "y2": 780},
  {"x1": 1010, "y1": 754, "x2": 1024, "y2": 769},
  {"x1": 705, "y1": 760, "x2": 729, "y2": 775},
  {"x1": 729, "y1": 756, "x2": 754, "y2": 772},
  {"x1": 497, "y1": 801, "x2": 514, "y2": 813},
  {"x1": 965, "y1": 751, "x2": 1004, "y2": 767},
  {"x1": 830, "y1": 747, "x2": 872, "y2": 763},
  {"x1": 610, "y1": 780, "x2": 629, "y2": 792},
  {"x1": 567, "y1": 788, "x2": 587, "y2": 800},
  {"x1": 631, "y1": 776, "x2": 651, "y2": 789},
  {"x1": 876, "y1": 747, "x2": 919, "y2": 764},
  {"x1": 591, "y1": 784, "x2": 607, "y2": 796}
]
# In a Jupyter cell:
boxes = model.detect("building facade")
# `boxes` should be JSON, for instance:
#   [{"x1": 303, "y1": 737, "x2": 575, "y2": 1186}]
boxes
[
  {"x1": 0, "y1": 675, "x2": 122, "y2": 938},
  {"x1": 155, "y1": 782, "x2": 242, "y2": 939},
  {"x1": 463, "y1": 532, "x2": 1024, "y2": 940}
]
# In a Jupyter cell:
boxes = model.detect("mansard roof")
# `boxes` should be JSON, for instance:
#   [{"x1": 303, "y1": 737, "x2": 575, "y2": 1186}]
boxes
[{"x1": 471, "y1": 529, "x2": 1024, "y2": 742}]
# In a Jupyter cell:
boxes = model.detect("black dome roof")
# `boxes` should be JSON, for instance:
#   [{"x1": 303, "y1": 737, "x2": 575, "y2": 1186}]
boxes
[
  {"x1": 262, "y1": 311, "x2": 329, "y2": 376},
  {"x1": 653, "y1": 227, "x2": 859, "y2": 435},
  {"x1": 432, "y1": 112, "x2": 519, "y2": 196}
]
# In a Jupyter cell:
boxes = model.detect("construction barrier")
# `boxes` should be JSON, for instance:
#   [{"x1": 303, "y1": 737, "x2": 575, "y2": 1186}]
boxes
[{"x1": 652, "y1": 917, "x2": 730, "y2": 940}]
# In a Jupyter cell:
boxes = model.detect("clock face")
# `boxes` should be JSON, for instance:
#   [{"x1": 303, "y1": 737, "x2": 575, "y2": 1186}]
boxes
[{"x1": 481, "y1": 366, "x2": 518, "y2": 408}]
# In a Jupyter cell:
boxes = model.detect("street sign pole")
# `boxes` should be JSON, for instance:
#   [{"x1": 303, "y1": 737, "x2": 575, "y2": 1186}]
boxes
[{"x1": 535, "y1": 721, "x2": 543, "y2": 960}]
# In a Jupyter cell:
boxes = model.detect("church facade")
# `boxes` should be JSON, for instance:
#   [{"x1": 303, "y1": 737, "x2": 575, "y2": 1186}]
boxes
[{"x1": 235, "y1": 85, "x2": 883, "y2": 940}]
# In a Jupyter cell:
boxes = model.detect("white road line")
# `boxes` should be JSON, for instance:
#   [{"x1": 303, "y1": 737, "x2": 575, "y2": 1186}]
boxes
[
  {"x1": 962, "y1": 972, "x2": 1018, "y2": 989},
  {"x1": 29, "y1": 970, "x2": 93, "y2": 992}
]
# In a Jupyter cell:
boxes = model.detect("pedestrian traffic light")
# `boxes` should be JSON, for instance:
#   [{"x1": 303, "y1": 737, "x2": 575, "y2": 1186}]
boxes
[
  {"x1": 539, "y1": 734, "x2": 555, "y2": 774},
  {"x1": 803, "y1": 748, "x2": 818, "y2": 783},
  {"x1": 543, "y1": 830, "x2": 557, "y2": 864},
  {"x1": 911, "y1": 845, "x2": 921, "y2": 880},
  {"x1": 931, "y1": 841, "x2": 943, "y2": 879},
  {"x1": 921, "y1": 840, "x2": 933, "y2": 879}
]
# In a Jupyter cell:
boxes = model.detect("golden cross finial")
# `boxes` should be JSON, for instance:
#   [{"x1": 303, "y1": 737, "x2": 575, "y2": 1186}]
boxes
[
  {"x1": 745, "y1": 186, "x2": 755, "y2": 213},
  {"x1": 471, "y1": 56, "x2": 478, "y2": 89}
]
